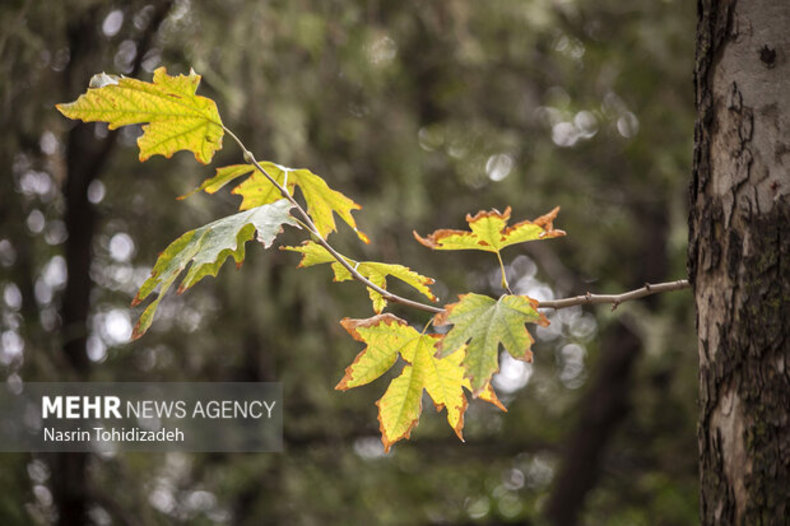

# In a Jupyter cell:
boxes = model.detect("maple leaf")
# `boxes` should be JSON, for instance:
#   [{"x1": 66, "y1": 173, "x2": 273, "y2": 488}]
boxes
[
  {"x1": 186, "y1": 162, "x2": 369, "y2": 242},
  {"x1": 56, "y1": 67, "x2": 224, "y2": 164},
  {"x1": 435, "y1": 293, "x2": 549, "y2": 394},
  {"x1": 338, "y1": 314, "x2": 505, "y2": 452},
  {"x1": 414, "y1": 206, "x2": 565, "y2": 253},
  {"x1": 131, "y1": 200, "x2": 297, "y2": 339},
  {"x1": 337, "y1": 315, "x2": 465, "y2": 451},
  {"x1": 281, "y1": 241, "x2": 437, "y2": 313}
]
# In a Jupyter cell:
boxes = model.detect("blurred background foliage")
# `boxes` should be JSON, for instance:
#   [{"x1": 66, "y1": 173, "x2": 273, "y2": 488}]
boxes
[{"x1": 0, "y1": 0, "x2": 697, "y2": 524}]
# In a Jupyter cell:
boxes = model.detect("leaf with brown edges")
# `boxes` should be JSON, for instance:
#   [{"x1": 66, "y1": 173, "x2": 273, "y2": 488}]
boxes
[
  {"x1": 435, "y1": 293, "x2": 549, "y2": 394},
  {"x1": 337, "y1": 314, "x2": 467, "y2": 451},
  {"x1": 414, "y1": 206, "x2": 565, "y2": 253}
]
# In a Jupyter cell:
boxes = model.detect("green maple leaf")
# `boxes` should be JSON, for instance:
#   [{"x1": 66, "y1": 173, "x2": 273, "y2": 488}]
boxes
[
  {"x1": 56, "y1": 67, "x2": 224, "y2": 164},
  {"x1": 435, "y1": 293, "x2": 549, "y2": 394},
  {"x1": 280, "y1": 240, "x2": 437, "y2": 313},
  {"x1": 185, "y1": 162, "x2": 368, "y2": 242},
  {"x1": 131, "y1": 199, "x2": 297, "y2": 339}
]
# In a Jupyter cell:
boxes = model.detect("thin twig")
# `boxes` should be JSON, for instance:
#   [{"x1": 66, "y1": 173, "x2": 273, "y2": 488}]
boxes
[
  {"x1": 537, "y1": 279, "x2": 691, "y2": 310},
  {"x1": 222, "y1": 126, "x2": 444, "y2": 314}
]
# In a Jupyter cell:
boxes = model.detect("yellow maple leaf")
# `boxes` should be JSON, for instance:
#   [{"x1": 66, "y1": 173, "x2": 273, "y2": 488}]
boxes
[
  {"x1": 338, "y1": 314, "x2": 505, "y2": 452},
  {"x1": 281, "y1": 241, "x2": 437, "y2": 313},
  {"x1": 235, "y1": 164, "x2": 368, "y2": 242},
  {"x1": 414, "y1": 206, "x2": 565, "y2": 253},
  {"x1": 184, "y1": 162, "x2": 368, "y2": 242},
  {"x1": 56, "y1": 67, "x2": 224, "y2": 164}
]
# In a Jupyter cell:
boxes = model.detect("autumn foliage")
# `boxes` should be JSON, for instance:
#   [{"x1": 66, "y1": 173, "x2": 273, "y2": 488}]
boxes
[{"x1": 57, "y1": 68, "x2": 565, "y2": 451}]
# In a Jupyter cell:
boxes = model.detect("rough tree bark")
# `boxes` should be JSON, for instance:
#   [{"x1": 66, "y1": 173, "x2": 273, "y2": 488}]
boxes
[{"x1": 690, "y1": 1, "x2": 790, "y2": 524}]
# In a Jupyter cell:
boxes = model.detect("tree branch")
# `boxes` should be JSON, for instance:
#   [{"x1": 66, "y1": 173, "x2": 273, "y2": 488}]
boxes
[
  {"x1": 222, "y1": 127, "x2": 444, "y2": 314},
  {"x1": 223, "y1": 126, "x2": 690, "y2": 317},
  {"x1": 537, "y1": 279, "x2": 690, "y2": 310}
]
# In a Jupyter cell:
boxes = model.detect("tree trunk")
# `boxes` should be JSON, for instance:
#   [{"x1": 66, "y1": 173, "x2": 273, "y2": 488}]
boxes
[
  {"x1": 52, "y1": 4, "x2": 173, "y2": 524},
  {"x1": 690, "y1": 1, "x2": 790, "y2": 524}
]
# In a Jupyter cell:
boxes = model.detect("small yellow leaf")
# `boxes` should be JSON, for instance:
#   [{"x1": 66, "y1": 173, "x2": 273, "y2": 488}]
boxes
[
  {"x1": 414, "y1": 206, "x2": 565, "y2": 253},
  {"x1": 281, "y1": 241, "x2": 437, "y2": 313},
  {"x1": 56, "y1": 67, "x2": 224, "y2": 164},
  {"x1": 333, "y1": 261, "x2": 437, "y2": 313},
  {"x1": 187, "y1": 162, "x2": 369, "y2": 244},
  {"x1": 228, "y1": 163, "x2": 368, "y2": 242}
]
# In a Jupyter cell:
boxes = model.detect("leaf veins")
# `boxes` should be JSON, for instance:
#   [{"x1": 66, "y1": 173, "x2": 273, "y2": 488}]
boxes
[
  {"x1": 56, "y1": 67, "x2": 224, "y2": 164},
  {"x1": 414, "y1": 206, "x2": 565, "y2": 253},
  {"x1": 131, "y1": 200, "x2": 297, "y2": 339},
  {"x1": 435, "y1": 293, "x2": 549, "y2": 394},
  {"x1": 339, "y1": 314, "x2": 505, "y2": 452}
]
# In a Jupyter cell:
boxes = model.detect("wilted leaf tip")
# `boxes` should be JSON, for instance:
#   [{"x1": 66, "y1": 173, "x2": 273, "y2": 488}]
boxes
[
  {"x1": 415, "y1": 206, "x2": 566, "y2": 253},
  {"x1": 465, "y1": 206, "x2": 512, "y2": 224},
  {"x1": 88, "y1": 72, "x2": 120, "y2": 89}
]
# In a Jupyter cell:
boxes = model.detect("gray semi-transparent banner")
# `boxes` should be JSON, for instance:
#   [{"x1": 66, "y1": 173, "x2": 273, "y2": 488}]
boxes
[{"x1": 0, "y1": 383, "x2": 282, "y2": 452}]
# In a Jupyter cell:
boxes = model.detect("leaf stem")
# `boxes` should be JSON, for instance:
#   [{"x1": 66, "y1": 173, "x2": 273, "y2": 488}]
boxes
[
  {"x1": 495, "y1": 251, "x2": 513, "y2": 294},
  {"x1": 222, "y1": 126, "x2": 444, "y2": 314},
  {"x1": 420, "y1": 317, "x2": 434, "y2": 336}
]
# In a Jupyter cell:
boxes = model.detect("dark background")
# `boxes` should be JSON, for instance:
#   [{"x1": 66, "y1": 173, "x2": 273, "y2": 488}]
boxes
[{"x1": 0, "y1": 1, "x2": 697, "y2": 524}]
